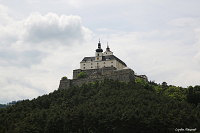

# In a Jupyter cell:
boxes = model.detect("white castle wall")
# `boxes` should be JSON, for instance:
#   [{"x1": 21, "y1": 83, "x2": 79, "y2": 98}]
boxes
[{"x1": 80, "y1": 60, "x2": 126, "y2": 70}]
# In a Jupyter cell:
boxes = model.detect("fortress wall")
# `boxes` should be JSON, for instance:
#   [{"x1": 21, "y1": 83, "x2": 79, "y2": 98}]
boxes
[
  {"x1": 59, "y1": 79, "x2": 71, "y2": 89},
  {"x1": 59, "y1": 68, "x2": 135, "y2": 89},
  {"x1": 73, "y1": 69, "x2": 82, "y2": 79},
  {"x1": 73, "y1": 67, "x2": 117, "y2": 79},
  {"x1": 71, "y1": 77, "x2": 103, "y2": 87},
  {"x1": 73, "y1": 69, "x2": 97, "y2": 79}
]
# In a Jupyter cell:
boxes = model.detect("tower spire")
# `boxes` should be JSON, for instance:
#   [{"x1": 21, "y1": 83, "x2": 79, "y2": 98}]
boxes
[
  {"x1": 98, "y1": 39, "x2": 101, "y2": 49},
  {"x1": 96, "y1": 39, "x2": 103, "y2": 52},
  {"x1": 107, "y1": 42, "x2": 109, "y2": 48},
  {"x1": 106, "y1": 42, "x2": 110, "y2": 52}
]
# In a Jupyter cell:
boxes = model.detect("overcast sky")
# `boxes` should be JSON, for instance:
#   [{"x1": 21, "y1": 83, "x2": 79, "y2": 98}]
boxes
[{"x1": 1, "y1": 0, "x2": 200, "y2": 103}]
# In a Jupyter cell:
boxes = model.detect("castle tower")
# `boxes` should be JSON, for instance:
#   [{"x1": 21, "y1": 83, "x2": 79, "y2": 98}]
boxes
[
  {"x1": 95, "y1": 40, "x2": 103, "y2": 61},
  {"x1": 103, "y1": 42, "x2": 113, "y2": 56}
]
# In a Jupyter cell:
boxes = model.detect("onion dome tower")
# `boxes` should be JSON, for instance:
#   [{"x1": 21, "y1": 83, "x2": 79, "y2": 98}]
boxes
[
  {"x1": 95, "y1": 40, "x2": 103, "y2": 61},
  {"x1": 96, "y1": 40, "x2": 103, "y2": 52}
]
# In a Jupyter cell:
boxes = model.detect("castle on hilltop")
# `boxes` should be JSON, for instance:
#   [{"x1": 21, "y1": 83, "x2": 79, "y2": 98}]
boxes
[{"x1": 59, "y1": 41, "x2": 148, "y2": 89}]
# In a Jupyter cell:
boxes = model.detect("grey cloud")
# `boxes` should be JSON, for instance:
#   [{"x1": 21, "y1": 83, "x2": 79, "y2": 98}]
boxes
[
  {"x1": 24, "y1": 13, "x2": 90, "y2": 44},
  {"x1": 0, "y1": 77, "x2": 45, "y2": 103},
  {"x1": 0, "y1": 49, "x2": 46, "y2": 67}
]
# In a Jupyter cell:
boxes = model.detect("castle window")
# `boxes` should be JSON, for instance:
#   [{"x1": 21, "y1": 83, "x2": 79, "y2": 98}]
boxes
[
  {"x1": 97, "y1": 57, "x2": 99, "y2": 60},
  {"x1": 104, "y1": 62, "x2": 105, "y2": 64},
  {"x1": 111, "y1": 65, "x2": 113, "y2": 67},
  {"x1": 91, "y1": 66, "x2": 93, "y2": 68},
  {"x1": 83, "y1": 67, "x2": 85, "y2": 69},
  {"x1": 111, "y1": 62, "x2": 113, "y2": 63},
  {"x1": 91, "y1": 63, "x2": 93, "y2": 65},
  {"x1": 83, "y1": 64, "x2": 85, "y2": 65},
  {"x1": 98, "y1": 54, "x2": 99, "y2": 56}
]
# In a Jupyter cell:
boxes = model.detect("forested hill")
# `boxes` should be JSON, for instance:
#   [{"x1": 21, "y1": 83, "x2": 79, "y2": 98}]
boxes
[
  {"x1": 0, "y1": 104, "x2": 7, "y2": 108},
  {"x1": 0, "y1": 79, "x2": 199, "y2": 133}
]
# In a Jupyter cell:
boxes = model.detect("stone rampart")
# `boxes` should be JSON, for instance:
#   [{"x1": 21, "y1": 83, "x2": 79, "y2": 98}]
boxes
[
  {"x1": 59, "y1": 68, "x2": 135, "y2": 89},
  {"x1": 73, "y1": 67, "x2": 116, "y2": 79}
]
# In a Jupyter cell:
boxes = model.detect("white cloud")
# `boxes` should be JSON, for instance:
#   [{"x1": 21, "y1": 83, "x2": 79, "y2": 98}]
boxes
[
  {"x1": 0, "y1": 5, "x2": 13, "y2": 25},
  {"x1": 24, "y1": 13, "x2": 90, "y2": 44},
  {"x1": 168, "y1": 18, "x2": 200, "y2": 27}
]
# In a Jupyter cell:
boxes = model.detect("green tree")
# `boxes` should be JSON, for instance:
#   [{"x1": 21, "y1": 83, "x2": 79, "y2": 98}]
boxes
[
  {"x1": 77, "y1": 72, "x2": 87, "y2": 79},
  {"x1": 187, "y1": 86, "x2": 200, "y2": 105},
  {"x1": 61, "y1": 76, "x2": 68, "y2": 80}
]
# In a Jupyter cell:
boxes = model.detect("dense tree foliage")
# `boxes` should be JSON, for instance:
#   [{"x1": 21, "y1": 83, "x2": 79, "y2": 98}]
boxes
[
  {"x1": 187, "y1": 85, "x2": 200, "y2": 105},
  {"x1": 0, "y1": 79, "x2": 199, "y2": 133},
  {"x1": 0, "y1": 101, "x2": 18, "y2": 108}
]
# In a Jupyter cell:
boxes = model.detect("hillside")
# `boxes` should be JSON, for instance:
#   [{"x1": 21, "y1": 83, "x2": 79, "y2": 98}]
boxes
[
  {"x1": 0, "y1": 104, "x2": 7, "y2": 108},
  {"x1": 0, "y1": 79, "x2": 199, "y2": 133}
]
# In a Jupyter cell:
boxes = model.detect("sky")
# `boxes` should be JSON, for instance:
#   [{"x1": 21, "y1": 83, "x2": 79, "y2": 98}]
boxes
[{"x1": 1, "y1": 0, "x2": 200, "y2": 103}]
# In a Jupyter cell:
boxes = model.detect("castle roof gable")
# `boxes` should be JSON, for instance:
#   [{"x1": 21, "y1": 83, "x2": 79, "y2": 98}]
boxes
[{"x1": 81, "y1": 57, "x2": 95, "y2": 62}]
